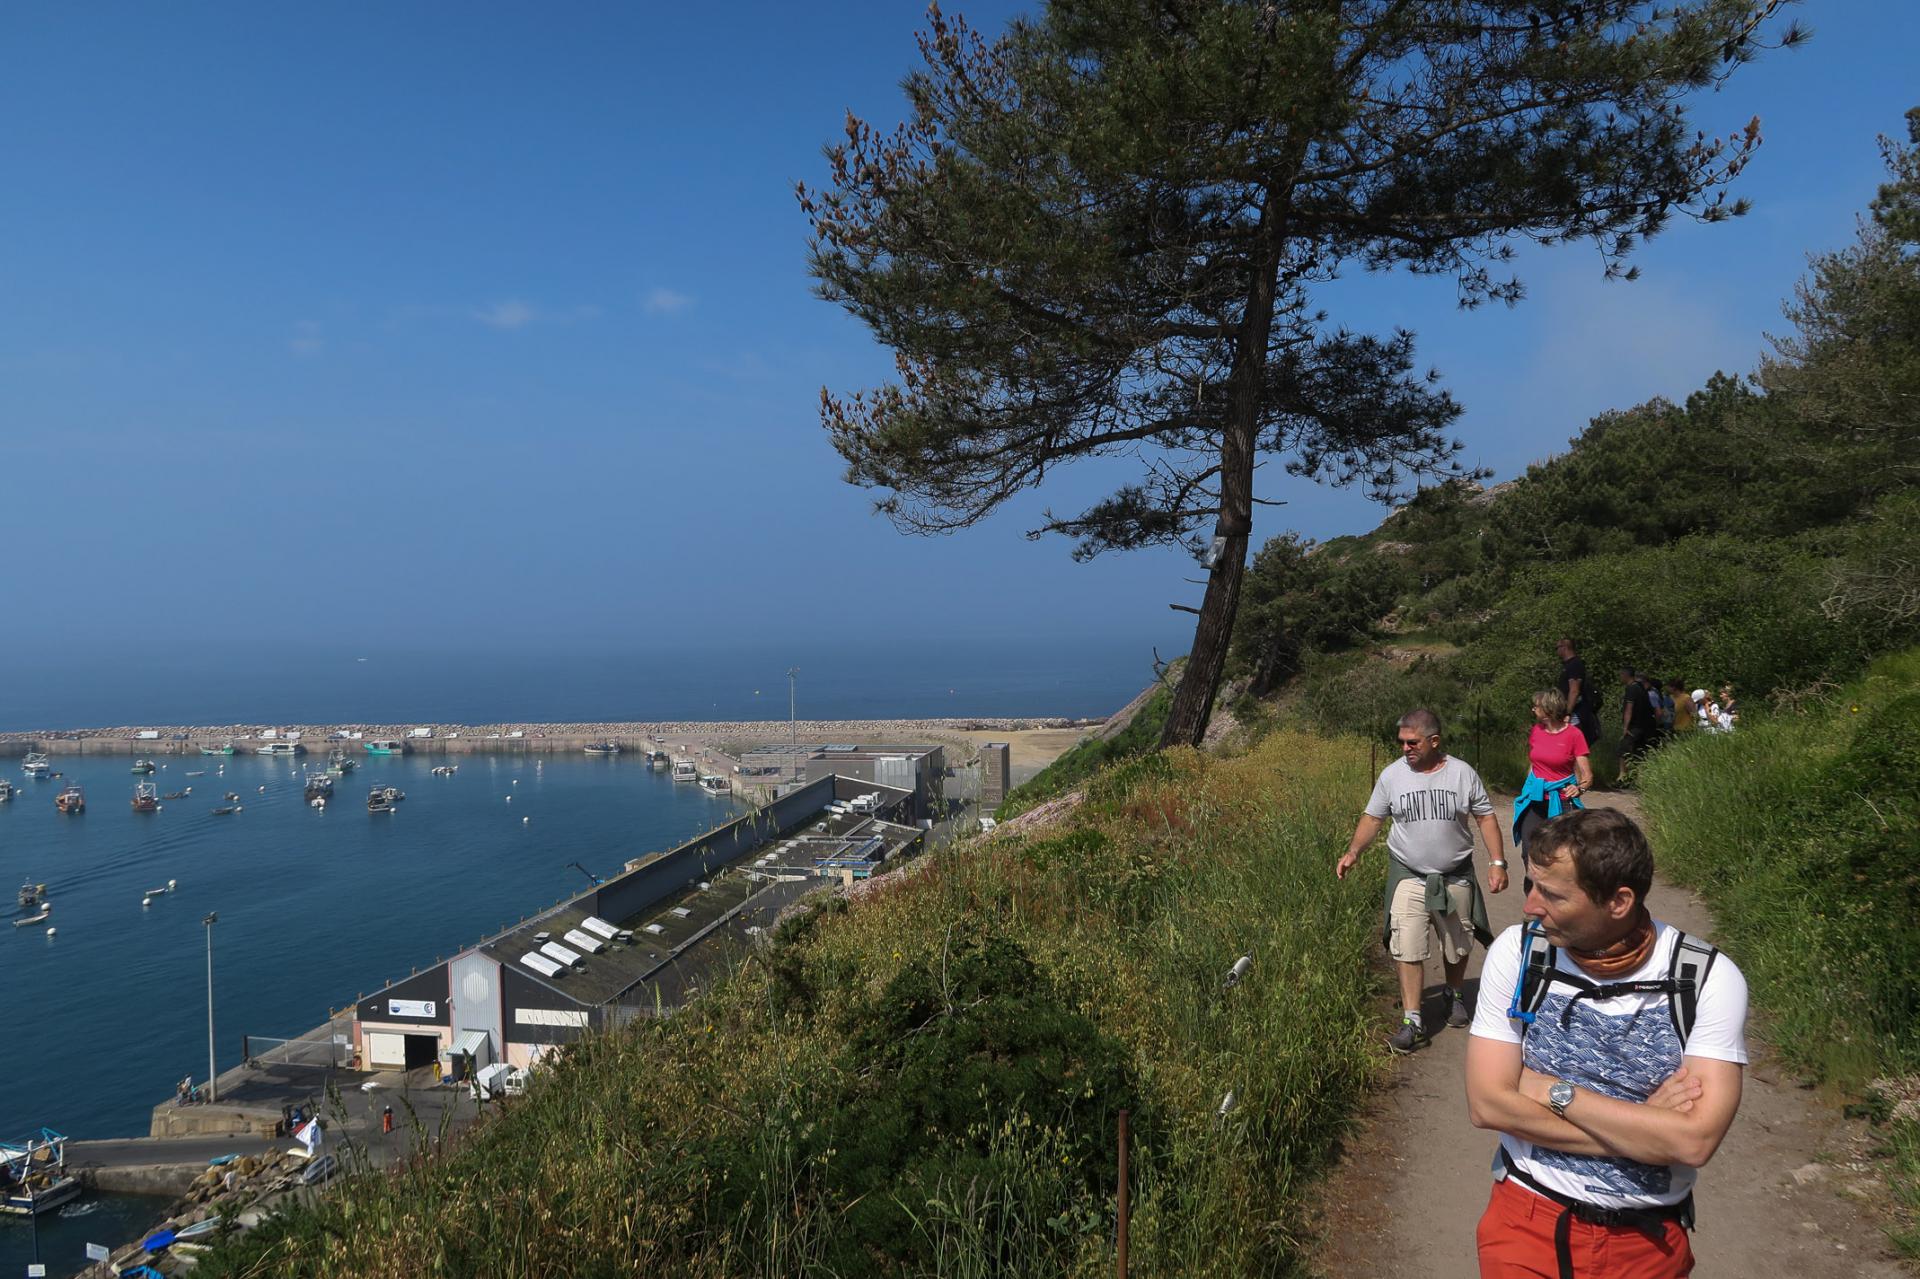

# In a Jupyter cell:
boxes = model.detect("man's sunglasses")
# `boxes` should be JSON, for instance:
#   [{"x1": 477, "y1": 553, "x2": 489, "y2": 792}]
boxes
[{"x1": 1396, "y1": 736, "x2": 1433, "y2": 747}]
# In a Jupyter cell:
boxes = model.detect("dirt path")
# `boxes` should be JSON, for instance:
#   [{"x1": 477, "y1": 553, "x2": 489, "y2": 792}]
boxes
[{"x1": 1312, "y1": 790, "x2": 1906, "y2": 1277}]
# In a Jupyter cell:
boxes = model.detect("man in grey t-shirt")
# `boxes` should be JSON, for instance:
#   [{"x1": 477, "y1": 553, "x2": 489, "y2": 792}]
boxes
[{"x1": 1338, "y1": 708, "x2": 1508, "y2": 1053}]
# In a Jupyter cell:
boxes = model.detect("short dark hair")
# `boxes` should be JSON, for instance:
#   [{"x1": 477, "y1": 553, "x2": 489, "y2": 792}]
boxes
[
  {"x1": 1525, "y1": 808, "x2": 1654, "y2": 907},
  {"x1": 1397, "y1": 708, "x2": 1442, "y2": 738}
]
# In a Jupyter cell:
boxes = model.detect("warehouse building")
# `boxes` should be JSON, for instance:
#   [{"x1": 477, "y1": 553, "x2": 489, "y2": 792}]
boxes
[{"x1": 352, "y1": 774, "x2": 923, "y2": 1076}]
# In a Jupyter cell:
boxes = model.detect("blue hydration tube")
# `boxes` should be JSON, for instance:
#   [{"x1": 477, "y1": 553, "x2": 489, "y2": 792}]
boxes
[{"x1": 1507, "y1": 921, "x2": 1543, "y2": 1024}]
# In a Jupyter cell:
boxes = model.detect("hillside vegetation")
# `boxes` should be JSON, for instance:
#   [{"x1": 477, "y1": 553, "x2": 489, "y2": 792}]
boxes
[{"x1": 198, "y1": 735, "x2": 1384, "y2": 1278}]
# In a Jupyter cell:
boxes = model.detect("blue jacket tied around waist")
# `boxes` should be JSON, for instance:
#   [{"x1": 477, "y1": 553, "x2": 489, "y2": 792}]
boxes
[{"x1": 1512, "y1": 772, "x2": 1583, "y2": 846}]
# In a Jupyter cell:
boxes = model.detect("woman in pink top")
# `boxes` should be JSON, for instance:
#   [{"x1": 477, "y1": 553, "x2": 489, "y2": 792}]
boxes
[{"x1": 1513, "y1": 689, "x2": 1593, "y2": 857}]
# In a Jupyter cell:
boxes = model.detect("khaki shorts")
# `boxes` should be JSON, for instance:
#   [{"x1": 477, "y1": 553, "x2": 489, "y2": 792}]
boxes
[{"x1": 1388, "y1": 875, "x2": 1473, "y2": 965}]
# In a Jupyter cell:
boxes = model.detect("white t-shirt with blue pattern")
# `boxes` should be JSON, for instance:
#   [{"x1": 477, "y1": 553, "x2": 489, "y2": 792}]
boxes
[{"x1": 1470, "y1": 920, "x2": 1749, "y2": 1209}]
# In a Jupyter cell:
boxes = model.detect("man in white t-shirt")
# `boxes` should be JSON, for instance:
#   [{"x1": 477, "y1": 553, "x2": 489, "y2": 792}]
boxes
[
  {"x1": 1339, "y1": 708, "x2": 1508, "y2": 1053},
  {"x1": 1466, "y1": 807, "x2": 1747, "y2": 1279}
]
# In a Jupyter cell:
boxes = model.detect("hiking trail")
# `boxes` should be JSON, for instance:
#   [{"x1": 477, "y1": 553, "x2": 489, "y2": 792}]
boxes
[{"x1": 1309, "y1": 790, "x2": 1908, "y2": 1277}]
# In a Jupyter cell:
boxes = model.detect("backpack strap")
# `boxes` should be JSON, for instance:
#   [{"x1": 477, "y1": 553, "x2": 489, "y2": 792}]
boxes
[
  {"x1": 1513, "y1": 920, "x2": 1563, "y2": 1024},
  {"x1": 1666, "y1": 930, "x2": 1720, "y2": 1048}
]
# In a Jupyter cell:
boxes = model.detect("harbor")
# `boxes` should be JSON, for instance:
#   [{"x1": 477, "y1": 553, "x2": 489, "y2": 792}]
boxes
[{"x1": 0, "y1": 721, "x2": 1073, "y2": 1275}]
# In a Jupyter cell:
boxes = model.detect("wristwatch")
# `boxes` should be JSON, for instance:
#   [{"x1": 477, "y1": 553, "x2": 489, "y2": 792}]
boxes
[{"x1": 1547, "y1": 1080, "x2": 1575, "y2": 1118}]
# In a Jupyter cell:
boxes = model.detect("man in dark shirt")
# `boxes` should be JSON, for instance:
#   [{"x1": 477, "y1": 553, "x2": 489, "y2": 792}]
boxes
[
  {"x1": 1556, "y1": 638, "x2": 1600, "y2": 745},
  {"x1": 1618, "y1": 667, "x2": 1656, "y2": 780}
]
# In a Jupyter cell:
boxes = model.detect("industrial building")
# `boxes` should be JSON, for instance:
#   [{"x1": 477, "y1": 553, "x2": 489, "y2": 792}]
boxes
[
  {"x1": 980, "y1": 742, "x2": 1011, "y2": 807},
  {"x1": 351, "y1": 773, "x2": 924, "y2": 1078}
]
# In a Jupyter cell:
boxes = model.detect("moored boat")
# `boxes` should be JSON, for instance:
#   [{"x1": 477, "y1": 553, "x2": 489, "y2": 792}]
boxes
[
  {"x1": 18, "y1": 882, "x2": 45, "y2": 911},
  {"x1": 200, "y1": 741, "x2": 235, "y2": 756},
  {"x1": 256, "y1": 741, "x2": 299, "y2": 757},
  {"x1": 131, "y1": 782, "x2": 159, "y2": 813},
  {"x1": 55, "y1": 784, "x2": 84, "y2": 815},
  {"x1": 367, "y1": 787, "x2": 395, "y2": 814},
  {"x1": 670, "y1": 759, "x2": 698, "y2": 783},
  {"x1": 0, "y1": 779, "x2": 13, "y2": 802},
  {"x1": 326, "y1": 748, "x2": 356, "y2": 776},
  {"x1": 11, "y1": 910, "x2": 50, "y2": 929},
  {"x1": 0, "y1": 1128, "x2": 84, "y2": 1215},
  {"x1": 304, "y1": 772, "x2": 334, "y2": 802},
  {"x1": 431, "y1": 764, "x2": 458, "y2": 776},
  {"x1": 162, "y1": 787, "x2": 191, "y2": 800},
  {"x1": 648, "y1": 751, "x2": 670, "y2": 770},
  {"x1": 21, "y1": 752, "x2": 50, "y2": 776},
  {"x1": 130, "y1": 759, "x2": 156, "y2": 775},
  {"x1": 584, "y1": 741, "x2": 621, "y2": 756},
  {"x1": 364, "y1": 739, "x2": 404, "y2": 756},
  {"x1": 211, "y1": 805, "x2": 241, "y2": 816},
  {"x1": 698, "y1": 774, "x2": 732, "y2": 796}
]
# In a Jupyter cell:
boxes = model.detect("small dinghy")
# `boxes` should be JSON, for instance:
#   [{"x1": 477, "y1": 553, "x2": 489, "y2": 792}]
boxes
[
  {"x1": 14, "y1": 909, "x2": 50, "y2": 928},
  {"x1": 211, "y1": 805, "x2": 241, "y2": 816}
]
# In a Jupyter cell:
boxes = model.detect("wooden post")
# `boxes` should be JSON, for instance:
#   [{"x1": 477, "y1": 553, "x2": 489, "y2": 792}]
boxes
[{"x1": 1117, "y1": 1108, "x2": 1130, "y2": 1279}]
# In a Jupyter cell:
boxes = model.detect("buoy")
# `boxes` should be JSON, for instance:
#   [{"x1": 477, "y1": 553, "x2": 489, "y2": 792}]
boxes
[
  {"x1": 522, "y1": 816, "x2": 530, "y2": 824},
  {"x1": 506, "y1": 795, "x2": 513, "y2": 803},
  {"x1": 46, "y1": 927, "x2": 56, "y2": 937},
  {"x1": 168, "y1": 879, "x2": 177, "y2": 889},
  {"x1": 258, "y1": 785, "x2": 266, "y2": 792},
  {"x1": 512, "y1": 779, "x2": 518, "y2": 785},
  {"x1": 142, "y1": 896, "x2": 152, "y2": 907}
]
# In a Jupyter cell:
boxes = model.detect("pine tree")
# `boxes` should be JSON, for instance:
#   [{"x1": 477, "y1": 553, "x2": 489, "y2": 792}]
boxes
[{"x1": 801, "y1": 0, "x2": 1798, "y2": 747}]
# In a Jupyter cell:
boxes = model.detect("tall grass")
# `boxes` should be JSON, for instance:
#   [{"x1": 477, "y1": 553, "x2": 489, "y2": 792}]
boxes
[
  {"x1": 1639, "y1": 647, "x2": 1920, "y2": 1249},
  {"x1": 194, "y1": 733, "x2": 1384, "y2": 1278}
]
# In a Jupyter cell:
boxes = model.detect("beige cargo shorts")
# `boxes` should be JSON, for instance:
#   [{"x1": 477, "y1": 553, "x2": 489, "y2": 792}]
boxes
[{"x1": 1388, "y1": 875, "x2": 1473, "y2": 964}]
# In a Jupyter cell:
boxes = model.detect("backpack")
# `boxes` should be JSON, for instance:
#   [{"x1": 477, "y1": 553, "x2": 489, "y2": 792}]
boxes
[{"x1": 1509, "y1": 920, "x2": 1719, "y2": 1047}]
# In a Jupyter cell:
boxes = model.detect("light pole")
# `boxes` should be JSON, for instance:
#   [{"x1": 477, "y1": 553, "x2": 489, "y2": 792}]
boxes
[
  {"x1": 787, "y1": 667, "x2": 800, "y2": 786},
  {"x1": 203, "y1": 912, "x2": 218, "y2": 1103}
]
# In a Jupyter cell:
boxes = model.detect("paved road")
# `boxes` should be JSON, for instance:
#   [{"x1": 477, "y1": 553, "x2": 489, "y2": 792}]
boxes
[{"x1": 70, "y1": 1135, "x2": 279, "y2": 1168}]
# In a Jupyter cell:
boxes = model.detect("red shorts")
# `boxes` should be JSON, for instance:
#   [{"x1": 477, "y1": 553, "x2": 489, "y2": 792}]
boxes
[{"x1": 1477, "y1": 1176, "x2": 1693, "y2": 1278}]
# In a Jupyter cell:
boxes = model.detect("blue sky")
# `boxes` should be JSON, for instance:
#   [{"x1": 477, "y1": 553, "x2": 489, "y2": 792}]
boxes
[{"x1": 1, "y1": 1, "x2": 1912, "y2": 670}]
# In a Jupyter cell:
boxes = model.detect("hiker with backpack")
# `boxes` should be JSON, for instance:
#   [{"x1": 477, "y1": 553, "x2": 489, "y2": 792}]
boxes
[
  {"x1": 1338, "y1": 708, "x2": 1509, "y2": 1054},
  {"x1": 1466, "y1": 807, "x2": 1748, "y2": 1279}
]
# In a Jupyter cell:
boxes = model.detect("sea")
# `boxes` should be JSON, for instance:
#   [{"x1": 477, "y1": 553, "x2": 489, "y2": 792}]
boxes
[{"x1": 0, "y1": 644, "x2": 1153, "y2": 1273}]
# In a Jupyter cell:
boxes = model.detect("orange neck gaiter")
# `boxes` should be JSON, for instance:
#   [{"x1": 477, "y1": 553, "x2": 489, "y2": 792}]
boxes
[{"x1": 1568, "y1": 911, "x2": 1655, "y2": 980}]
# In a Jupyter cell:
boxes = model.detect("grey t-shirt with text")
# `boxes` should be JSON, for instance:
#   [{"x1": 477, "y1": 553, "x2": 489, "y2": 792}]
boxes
[{"x1": 1364, "y1": 755, "x2": 1494, "y2": 874}]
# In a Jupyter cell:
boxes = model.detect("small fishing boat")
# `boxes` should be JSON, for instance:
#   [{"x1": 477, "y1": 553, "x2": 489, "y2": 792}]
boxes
[
  {"x1": 583, "y1": 741, "x2": 621, "y2": 756},
  {"x1": 162, "y1": 787, "x2": 191, "y2": 800},
  {"x1": 698, "y1": 774, "x2": 731, "y2": 797},
  {"x1": 200, "y1": 741, "x2": 234, "y2": 756},
  {"x1": 671, "y1": 759, "x2": 698, "y2": 783},
  {"x1": 364, "y1": 739, "x2": 404, "y2": 756},
  {"x1": 18, "y1": 883, "x2": 45, "y2": 911},
  {"x1": 0, "y1": 1129, "x2": 82, "y2": 1215},
  {"x1": 184, "y1": 769, "x2": 206, "y2": 777},
  {"x1": 0, "y1": 779, "x2": 13, "y2": 802},
  {"x1": 211, "y1": 805, "x2": 241, "y2": 816},
  {"x1": 55, "y1": 785, "x2": 84, "y2": 815},
  {"x1": 648, "y1": 751, "x2": 670, "y2": 770},
  {"x1": 131, "y1": 759, "x2": 156, "y2": 775},
  {"x1": 256, "y1": 741, "x2": 299, "y2": 757},
  {"x1": 174, "y1": 1217, "x2": 223, "y2": 1241},
  {"x1": 431, "y1": 764, "x2": 458, "y2": 776},
  {"x1": 12, "y1": 910, "x2": 49, "y2": 929},
  {"x1": 304, "y1": 772, "x2": 334, "y2": 802},
  {"x1": 144, "y1": 880, "x2": 177, "y2": 898},
  {"x1": 326, "y1": 748, "x2": 356, "y2": 776},
  {"x1": 367, "y1": 788, "x2": 395, "y2": 814},
  {"x1": 21, "y1": 752, "x2": 50, "y2": 776},
  {"x1": 131, "y1": 782, "x2": 160, "y2": 814},
  {"x1": 380, "y1": 785, "x2": 405, "y2": 803}
]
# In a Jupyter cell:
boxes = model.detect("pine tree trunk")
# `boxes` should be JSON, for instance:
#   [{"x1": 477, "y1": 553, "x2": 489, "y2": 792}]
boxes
[{"x1": 1159, "y1": 192, "x2": 1286, "y2": 750}]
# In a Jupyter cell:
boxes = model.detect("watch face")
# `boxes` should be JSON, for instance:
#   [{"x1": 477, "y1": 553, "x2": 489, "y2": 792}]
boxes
[{"x1": 1550, "y1": 1082, "x2": 1574, "y2": 1108}]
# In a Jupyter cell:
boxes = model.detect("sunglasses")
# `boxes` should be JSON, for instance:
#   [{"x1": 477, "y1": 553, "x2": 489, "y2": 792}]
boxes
[{"x1": 1396, "y1": 736, "x2": 1432, "y2": 747}]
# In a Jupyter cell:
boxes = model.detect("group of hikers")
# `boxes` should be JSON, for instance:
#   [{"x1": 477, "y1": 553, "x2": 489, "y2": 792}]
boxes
[
  {"x1": 1556, "y1": 637, "x2": 1739, "y2": 782},
  {"x1": 1338, "y1": 700, "x2": 1747, "y2": 1279}
]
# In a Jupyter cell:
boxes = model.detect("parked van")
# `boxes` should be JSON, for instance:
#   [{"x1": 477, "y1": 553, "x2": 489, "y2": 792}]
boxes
[{"x1": 297, "y1": 1153, "x2": 339, "y2": 1185}]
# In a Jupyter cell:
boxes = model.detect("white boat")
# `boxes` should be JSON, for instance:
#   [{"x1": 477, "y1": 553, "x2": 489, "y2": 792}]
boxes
[
  {"x1": 0, "y1": 780, "x2": 13, "y2": 803},
  {"x1": 21, "y1": 753, "x2": 50, "y2": 776},
  {"x1": 431, "y1": 764, "x2": 458, "y2": 777},
  {"x1": 255, "y1": 741, "x2": 299, "y2": 757},
  {"x1": 583, "y1": 741, "x2": 621, "y2": 756},
  {"x1": 670, "y1": 760, "x2": 698, "y2": 783},
  {"x1": 698, "y1": 774, "x2": 731, "y2": 796}
]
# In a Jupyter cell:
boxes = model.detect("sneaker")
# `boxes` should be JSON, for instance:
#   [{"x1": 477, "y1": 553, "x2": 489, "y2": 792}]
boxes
[
  {"x1": 1447, "y1": 990, "x2": 1473, "y2": 1028},
  {"x1": 1387, "y1": 1016, "x2": 1425, "y2": 1055}
]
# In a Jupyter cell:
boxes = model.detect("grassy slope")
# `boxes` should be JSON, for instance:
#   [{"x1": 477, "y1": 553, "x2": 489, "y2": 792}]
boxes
[
  {"x1": 1638, "y1": 646, "x2": 1920, "y2": 1253},
  {"x1": 197, "y1": 734, "x2": 1385, "y2": 1278},
  {"x1": 996, "y1": 679, "x2": 1174, "y2": 820}
]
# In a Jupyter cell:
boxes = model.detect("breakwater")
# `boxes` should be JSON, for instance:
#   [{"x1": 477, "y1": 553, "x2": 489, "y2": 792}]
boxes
[{"x1": 1, "y1": 716, "x2": 1087, "y2": 758}]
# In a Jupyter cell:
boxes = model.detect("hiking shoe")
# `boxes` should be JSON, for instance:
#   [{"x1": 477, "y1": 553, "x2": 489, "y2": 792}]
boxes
[
  {"x1": 1447, "y1": 991, "x2": 1473, "y2": 1029},
  {"x1": 1387, "y1": 1017, "x2": 1425, "y2": 1055}
]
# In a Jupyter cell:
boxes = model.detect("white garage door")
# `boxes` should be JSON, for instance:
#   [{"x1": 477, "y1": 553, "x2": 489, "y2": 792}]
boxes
[{"x1": 367, "y1": 1031, "x2": 407, "y2": 1069}]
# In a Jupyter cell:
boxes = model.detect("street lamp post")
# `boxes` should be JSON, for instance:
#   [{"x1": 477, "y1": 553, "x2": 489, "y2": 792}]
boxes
[
  {"x1": 787, "y1": 667, "x2": 800, "y2": 786},
  {"x1": 203, "y1": 912, "x2": 218, "y2": 1103}
]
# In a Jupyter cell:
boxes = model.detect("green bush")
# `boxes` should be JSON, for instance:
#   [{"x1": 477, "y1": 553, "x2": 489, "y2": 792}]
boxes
[{"x1": 1639, "y1": 647, "x2": 1920, "y2": 1086}]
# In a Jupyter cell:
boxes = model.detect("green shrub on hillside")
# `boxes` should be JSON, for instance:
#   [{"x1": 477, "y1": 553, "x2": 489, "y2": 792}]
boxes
[{"x1": 1639, "y1": 647, "x2": 1920, "y2": 1086}]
